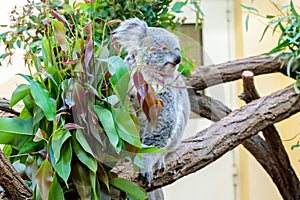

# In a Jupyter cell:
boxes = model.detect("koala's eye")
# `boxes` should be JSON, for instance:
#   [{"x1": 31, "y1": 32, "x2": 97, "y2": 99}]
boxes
[
  {"x1": 161, "y1": 46, "x2": 168, "y2": 51},
  {"x1": 174, "y1": 47, "x2": 180, "y2": 52}
]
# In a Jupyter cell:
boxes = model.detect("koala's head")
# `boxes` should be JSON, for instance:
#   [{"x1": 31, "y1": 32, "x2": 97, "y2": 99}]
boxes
[{"x1": 113, "y1": 18, "x2": 181, "y2": 75}]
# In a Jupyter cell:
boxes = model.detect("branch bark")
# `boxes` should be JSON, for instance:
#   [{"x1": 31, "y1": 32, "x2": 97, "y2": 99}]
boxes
[{"x1": 0, "y1": 149, "x2": 32, "y2": 199}]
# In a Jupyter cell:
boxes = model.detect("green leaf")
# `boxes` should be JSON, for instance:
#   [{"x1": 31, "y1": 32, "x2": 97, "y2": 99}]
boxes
[
  {"x1": 75, "y1": 130, "x2": 95, "y2": 157},
  {"x1": 19, "y1": 139, "x2": 44, "y2": 155},
  {"x1": 36, "y1": 159, "x2": 53, "y2": 200},
  {"x1": 19, "y1": 105, "x2": 32, "y2": 118},
  {"x1": 259, "y1": 25, "x2": 270, "y2": 42},
  {"x1": 16, "y1": 39, "x2": 21, "y2": 48},
  {"x1": 115, "y1": 110, "x2": 141, "y2": 148},
  {"x1": 171, "y1": 1, "x2": 186, "y2": 13},
  {"x1": 291, "y1": 142, "x2": 300, "y2": 150},
  {"x1": 30, "y1": 80, "x2": 55, "y2": 121},
  {"x1": 48, "y1": 173, "x2": 64, "y2": 200},
  {"x1": 71, "y1": 160, "x2": 92, "y2": 200},
  {"x1": 290, "y1": 0, "x2": 299, "y2": 17},
  {"x1": 102, "y1": 56, "x2": 126, "y2": 75},
  {"x1": 266, "y1": 15, "x2": 275, "y2": 19},
  {"x1": 61, "y1": 78, "x2": 75, "y2": 108},
  {"x1": 241, "y1": 4, "x2": 259, "y2": 13},
  {"x1": 54, "y1": 140, "x2": 72, "y2": 186},
  {"x1": 72, "y1": 135, "x2": 98, "y2": 173},
  {"x1": 51, "y1": 129, "x2": 71, "y2": 163},
  {"x1": 17, "y1": 73, "x2": 32, "y2": 83},
  {"x1": 109, "y1": 65, "x2": 130, "y2": 104},
  {"x1": 90, "y1": 172, "x2": 101, "y2": 200},
  {"x1": 110, "y1": 178, "x2": 147, "y2": 200},
  {"x1": 33, "y1": 107, "x2": 45, "y2": 128},
  {"x1": 94, "y1": 105, "x2": 119, "y2": 148},
  {"x1": 245, "y1": 14, "x2": 250, "y2": 32},
  {"x1": 139, "y1": 145, "x2": 167, "y2": 153},
  {"x1": 10, "y1": 84, "x2": 30, "y2": 107},
  {"x1": 294, "y1": 82, "x2": 300, "y2": 94},
  {"x1": 42, "y1": 36, "x2": 51, "y2": 66},
  {"x1": 0, "y1": 117, "x2": 33, "y2": 148}
]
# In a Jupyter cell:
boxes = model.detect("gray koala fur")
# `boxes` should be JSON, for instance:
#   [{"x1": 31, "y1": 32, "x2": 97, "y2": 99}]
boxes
[{"x1": 113, "y1": 18, "x2": 190, "y2": 199}]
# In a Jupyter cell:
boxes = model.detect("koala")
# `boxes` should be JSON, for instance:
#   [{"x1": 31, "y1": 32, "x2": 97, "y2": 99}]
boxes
[{"x1": 113, "y1": 18, "x2": 190, "y2": 187}]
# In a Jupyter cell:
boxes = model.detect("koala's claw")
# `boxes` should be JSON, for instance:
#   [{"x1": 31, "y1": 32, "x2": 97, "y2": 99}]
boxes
[{"x1": 139, "y1": 171, "x2": 153, "y2": 185}]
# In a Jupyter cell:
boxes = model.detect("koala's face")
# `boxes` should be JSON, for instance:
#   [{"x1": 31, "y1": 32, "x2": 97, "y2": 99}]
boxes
[
  {"x1": 113, "y1": 18, "x2": 182, "y2": 76},
  {"x1": 142, "y1": 28, "x2": 181, "y2": 74}
]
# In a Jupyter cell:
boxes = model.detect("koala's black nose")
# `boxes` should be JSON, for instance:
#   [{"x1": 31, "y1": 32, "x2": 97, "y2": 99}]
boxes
[{"x1": 175, "y1": 55, "x2": 181, "y2": 64}]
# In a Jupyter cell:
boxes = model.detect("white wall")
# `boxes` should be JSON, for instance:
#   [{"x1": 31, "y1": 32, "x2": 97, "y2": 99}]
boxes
[{"x1": 0, "y1": 0, "x2": 28, "y2": 98}]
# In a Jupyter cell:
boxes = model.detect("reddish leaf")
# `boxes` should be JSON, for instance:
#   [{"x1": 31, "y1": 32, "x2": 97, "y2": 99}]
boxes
[
  {"x1": 52, "y1": 19, "x2": 67, "y2": 51},
  {"x1": 133, "y1": 71, "x2": 148, "y2": 104},
  {"x1": 33, "y1": 129, "x2": 48, "y2": 142},
  {"x1": 147, "y1": 66, "x2": 175, "y2": 76},
  {"x1": 35, "y1": 159, "x2": 53, "y2": 200},
  {"x1": 107, "y1": 19, "x2": 123, "y2": 26},
  {"x1": 84, "y1": 21, "x2": 93, "y2": 72},
  {"x1": 137, "y1": 84, "x2": 162, "y2": 127},
  {"x1": 51, "y1": 9, "x2": 72, "y2": 28},
  {"x1": 113, "y1": 39, "x2": 119, "y2": 55},
  {"x1": 71, "y1": 160, "x2": 92, "y2": 200},
  {"x1": 148, "y1": 101, "x2": 163, "y2": 128},
  {"x1": 96, "y1": 163, "x2": 109, "y2": 190},
  {"x1": 64, "y1": 123, "x2": 84, "y2": 130},
  {"x1": 60, "y1": 58, "x2": 80, "y2": 65},
  {"x1": 133, "y1": 71, "x2": 145, "y2": 89}
]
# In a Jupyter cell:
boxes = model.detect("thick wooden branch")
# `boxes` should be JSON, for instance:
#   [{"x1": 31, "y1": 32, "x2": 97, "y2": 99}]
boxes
[
  {"x1": 0, "y1": 101, "x2": 32, "y2": 199},
  {"x1": 185, "y1": 54, "x2": 291, "y2": 90},
  {"x1": 0, "y1": 150, "x2": 32, "y2": 199},
  {"x1": 188, "y1": 89, "x2": 231, "y2": 121},
  {"x1": 116, "y1": 84, "x2": 300, "y2": 192},
  {"x1": 0, "y1": 99, "x2": 19, "y2": 118},
  {"x1": 239, "y1": 71, "x2": 300, "y2": 200}
]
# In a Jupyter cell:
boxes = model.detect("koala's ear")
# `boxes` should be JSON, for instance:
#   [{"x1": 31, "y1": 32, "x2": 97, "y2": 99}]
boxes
[{"x1": 113, "y1": 18, "x2": 148, "y2": 54}]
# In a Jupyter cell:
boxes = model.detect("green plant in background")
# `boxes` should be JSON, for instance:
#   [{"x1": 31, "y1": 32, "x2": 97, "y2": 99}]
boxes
[
  {"x1": 243, "y1": 0, "x2": 300, "y2": 81},
  {"x1": 0, "y1": 0, "x2": 202, "y2": 199},
  {"x1": 242, "y1": 0, "x2": 300, "y2": 155}
]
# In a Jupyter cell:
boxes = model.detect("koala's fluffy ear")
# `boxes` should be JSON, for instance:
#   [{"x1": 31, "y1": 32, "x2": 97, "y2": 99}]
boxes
[{"x1": 113, "y1": 18, "x2": 148, "y2": 55}]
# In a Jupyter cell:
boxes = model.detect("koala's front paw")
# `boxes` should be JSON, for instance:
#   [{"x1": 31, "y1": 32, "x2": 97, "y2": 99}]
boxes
[
  {"x1": 154, "y1": 157, "x2": 166, "y2": 175},
  {"x1": 139, "y1": 171, "x2": 153, "y2": 185}
]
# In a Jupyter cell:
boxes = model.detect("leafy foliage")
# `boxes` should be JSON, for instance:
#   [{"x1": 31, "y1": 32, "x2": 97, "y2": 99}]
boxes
[
  {"x1": 242, "y1": 1, "x2": 300, "y2": 79},
  {"x1": 0, "y1": 0, "x2": 202, "y2": 199},
  {"x1": 242, "y1": 0, "x2": 300, "y2": 159}
]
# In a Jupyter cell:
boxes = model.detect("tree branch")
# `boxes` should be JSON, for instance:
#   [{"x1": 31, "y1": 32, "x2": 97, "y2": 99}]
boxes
[
  {"x1": 0, "y1": 98, "x2": 19, "y2": 118},
  {"x1": 115, "y1": 84, "x2": 300, "y2": 193},
  {"x1": 0, "y1": 149, "x2": 32, "y2": 199},
  {"x1": 239, "y1": 71, "x2": 300, "y2": 200},
  {"x1": 185, "y1": 54, "x2": 292, "y2": 90}
]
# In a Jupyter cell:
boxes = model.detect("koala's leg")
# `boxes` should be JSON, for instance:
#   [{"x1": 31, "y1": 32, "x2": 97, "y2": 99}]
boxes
[
  {"x1": 148, "y1": 188, "x2": 165, "y2": 200},
  {"x1": 140, "y1": 152, "x2": 162, "y2": 184},
  {"x1": 153, "y1": 154, "x2": 166, "y2": 175}
]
